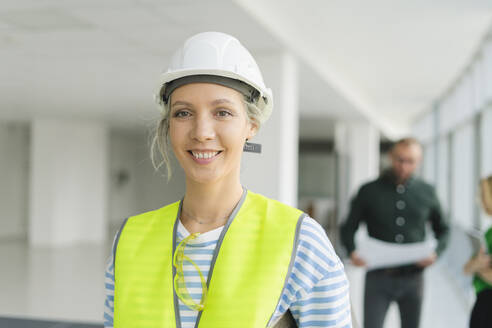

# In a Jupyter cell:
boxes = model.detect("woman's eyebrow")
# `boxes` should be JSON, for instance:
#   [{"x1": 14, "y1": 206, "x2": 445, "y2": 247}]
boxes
[
  {"x1": 211, "y1": 99, "x2": 235, "y2": 106},
  {"x1": 171, "y1": 100, "x2": 193, "y2": 107}
]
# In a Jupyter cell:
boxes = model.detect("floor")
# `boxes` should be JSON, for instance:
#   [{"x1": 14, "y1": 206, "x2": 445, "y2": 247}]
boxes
[
  {"x1": 0, "y1": 240, "x2": 109, "y2": 324},
  {"x1": 0, "y1": 317, "x2": 100, "y2": 328},
  {"x1": 345, "y1": 262, "x2": 471, "y2": 328},
  {"x1": 0, "y1": 239, "x2": 473, "y2": 328}
]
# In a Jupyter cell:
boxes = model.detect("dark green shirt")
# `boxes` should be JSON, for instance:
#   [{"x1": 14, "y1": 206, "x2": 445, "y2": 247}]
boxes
[{"x1": 341, "y1": 170, "x2": 449, "y2": 257}]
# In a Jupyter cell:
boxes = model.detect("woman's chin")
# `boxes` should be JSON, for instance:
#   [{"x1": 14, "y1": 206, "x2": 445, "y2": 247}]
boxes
[
  {"x1": 185, "y1": 171, "x2": 223, "y2": 185},
  {"x1": 182, "y1": 161, "x2": 239, "y2": 186}
]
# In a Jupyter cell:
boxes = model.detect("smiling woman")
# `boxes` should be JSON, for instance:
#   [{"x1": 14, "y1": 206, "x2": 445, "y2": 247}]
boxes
[
  {"x1": 152, "y1": 78, "x2": 264, "y2": 181},
  {"x1": 103, "y1": 32, "x2": 352, "y2": 328},
  {"x1": 168, "y1": 83, "x2": 256, "y2": 186}
]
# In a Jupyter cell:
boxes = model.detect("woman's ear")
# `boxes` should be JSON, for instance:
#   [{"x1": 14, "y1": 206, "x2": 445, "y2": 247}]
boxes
[{"x1": 246, "y1": 121, "x2": 258, "y2": 140}]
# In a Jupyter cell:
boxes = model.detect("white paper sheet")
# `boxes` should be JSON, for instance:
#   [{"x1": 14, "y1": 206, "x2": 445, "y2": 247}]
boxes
[{"x1": 357, "y1": 237, "x2": 437, "y2": 269}]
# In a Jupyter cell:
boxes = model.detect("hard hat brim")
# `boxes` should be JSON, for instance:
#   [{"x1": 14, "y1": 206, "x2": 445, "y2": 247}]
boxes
[{"x1": 155, "y1": 68, "x2": 273, "y2": 123}]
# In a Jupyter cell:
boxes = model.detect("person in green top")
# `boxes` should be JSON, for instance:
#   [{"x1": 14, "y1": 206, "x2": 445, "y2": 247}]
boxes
[
  {"x1": 463, "y1": 175, "x2": 492, "y2": 328},
  {"x1": 340, "y1": 137, "x2": 450, "y2": 328}
]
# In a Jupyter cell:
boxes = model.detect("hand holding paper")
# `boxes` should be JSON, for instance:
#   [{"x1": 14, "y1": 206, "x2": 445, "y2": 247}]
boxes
[
  {"x1": 350, "y1": 251, "x2": 367, "y2": 267},
  {"x1": 356, "y1": 237, "x2": 437, "y2": 270}
]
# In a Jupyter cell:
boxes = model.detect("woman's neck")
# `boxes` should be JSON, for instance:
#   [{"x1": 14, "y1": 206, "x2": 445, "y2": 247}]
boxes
[{"x1": 180, "y1": 178, "x2": 244, "y2": 233}]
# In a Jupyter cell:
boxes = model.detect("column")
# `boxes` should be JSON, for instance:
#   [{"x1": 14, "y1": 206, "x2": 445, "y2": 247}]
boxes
[
  {"x1": 335, "y1": 121, "x2": 380, "y2": 221},
  {"x1": 241, "y1": 52, "x2": 299, "y2": 207},
  {"x1": 29, "y1": 119, "x2": 108, "y2": 246},
  {"x1": 0, "y1": 122, "x2": 29, "y2": 239}
]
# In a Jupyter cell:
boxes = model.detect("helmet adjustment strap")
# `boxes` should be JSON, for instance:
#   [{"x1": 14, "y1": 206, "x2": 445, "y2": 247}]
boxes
[{"x1": 163, "y1": 75, "x2": 260, "y2": 105}]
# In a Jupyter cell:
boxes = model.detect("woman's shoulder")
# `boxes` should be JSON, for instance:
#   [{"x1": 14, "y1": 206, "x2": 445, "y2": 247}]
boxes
[
  {"x1": 246, "y1": 190, "x2": 302, "y2": 213},
  {"x1": 297, "y1": 216, "x2": 342, "y2": 268},
  {"x1": 285, "y1": 216, "x2": 346, "y2": 297}
]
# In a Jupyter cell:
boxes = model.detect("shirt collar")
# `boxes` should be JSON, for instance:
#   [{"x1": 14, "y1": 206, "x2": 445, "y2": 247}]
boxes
[{"x1": 381, "y1": 169, "x2": 415, "y2": 187}]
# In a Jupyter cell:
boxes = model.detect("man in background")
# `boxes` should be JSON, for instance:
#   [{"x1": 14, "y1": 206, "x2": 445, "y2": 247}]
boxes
[{"x1": 341, "y1": 137, "x2": 449, "y2": 328}]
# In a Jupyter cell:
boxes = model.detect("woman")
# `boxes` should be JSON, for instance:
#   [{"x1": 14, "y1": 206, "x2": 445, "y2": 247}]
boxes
[
  {"x1": 464, "y1": 176, "x2": 492, "y2": 328},
  {"x1": 103, "y1": 32, "x2": 351, "y2": 328}
]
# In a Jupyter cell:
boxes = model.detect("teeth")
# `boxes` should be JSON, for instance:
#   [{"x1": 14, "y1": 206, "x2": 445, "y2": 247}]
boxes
[{"x1": 192, "y1": 151, "x2": 219, "y2": 159}]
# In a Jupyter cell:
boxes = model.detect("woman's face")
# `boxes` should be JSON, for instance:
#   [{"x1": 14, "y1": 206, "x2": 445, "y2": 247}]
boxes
[
  {"x1": 480, "y1": 179, "x2": 492, "y2": 216},
  {"x1": 169, "y1": 82, "x2": 257, "y2": 185}
]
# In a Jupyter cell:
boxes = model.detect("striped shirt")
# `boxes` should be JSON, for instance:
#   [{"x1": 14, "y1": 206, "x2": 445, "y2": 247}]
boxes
[{"x1": 104, "y1": 216, "x2": 352, "y2": 327}]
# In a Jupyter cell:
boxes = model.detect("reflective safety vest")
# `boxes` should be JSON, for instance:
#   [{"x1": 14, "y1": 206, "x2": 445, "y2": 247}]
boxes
[{"x1": 114, "y1": 190, "x2": 305, "y2": 327}]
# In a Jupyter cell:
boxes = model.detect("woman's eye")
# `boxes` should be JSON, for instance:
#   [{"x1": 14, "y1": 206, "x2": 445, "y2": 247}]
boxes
[
  {"x1": 173, "y1": 110, "x2": 191, "y2": 118},
  {"x1": 217, "y1": 110, "x2": 232, "y2": 117}
]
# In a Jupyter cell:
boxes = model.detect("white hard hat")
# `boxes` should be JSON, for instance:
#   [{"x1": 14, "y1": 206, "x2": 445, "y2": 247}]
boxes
[{"x1": 155, "y1": 32, "x2": 273, "y2": 124}]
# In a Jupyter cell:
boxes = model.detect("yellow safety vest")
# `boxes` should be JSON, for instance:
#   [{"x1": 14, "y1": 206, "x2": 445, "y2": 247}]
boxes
[{"x1": 114, "y1": 189, "x2": 304, "y2": 327}]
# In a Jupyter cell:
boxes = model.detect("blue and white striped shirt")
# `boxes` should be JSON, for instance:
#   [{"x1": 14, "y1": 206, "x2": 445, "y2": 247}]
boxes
[{"x1": 104, "y1": 216, "x2": 351, "y2": 327}]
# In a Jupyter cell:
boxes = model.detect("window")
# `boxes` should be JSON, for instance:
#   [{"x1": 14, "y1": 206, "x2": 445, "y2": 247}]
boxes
[
  {"x1": 436, "y1": 136, "x2": 450, "y2": 214},
  {"x1": 451, "y1": 123, "x2": 475, "y2": 229},
  {"x1": 423, "y1": 142, "x2": 436, "y2": 185}
]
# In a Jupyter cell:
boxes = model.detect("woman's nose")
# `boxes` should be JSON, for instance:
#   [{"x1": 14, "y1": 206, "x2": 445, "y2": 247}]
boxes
[{"x1": 191, "y1": 115, "x2": 215, "y2": 142}]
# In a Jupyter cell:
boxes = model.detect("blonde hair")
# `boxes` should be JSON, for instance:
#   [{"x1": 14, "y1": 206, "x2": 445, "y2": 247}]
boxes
[
  {"x1": 480, "y1": 175, "x2": 492, "y2": 216},
  {"x1": 150, "y1": 98, "x2": 262, "y2": 179}
]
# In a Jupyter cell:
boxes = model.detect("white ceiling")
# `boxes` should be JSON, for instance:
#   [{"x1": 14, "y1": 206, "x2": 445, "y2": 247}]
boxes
[
  {"x1": 0, "y1": 0, "x2": 285, "y2": 127},
  {"x1": 1, "y1": 0, "x2": 491, "y2": 137},
  {"x1": 236, "y1": 0, "x2": 492, "y2": 136}
]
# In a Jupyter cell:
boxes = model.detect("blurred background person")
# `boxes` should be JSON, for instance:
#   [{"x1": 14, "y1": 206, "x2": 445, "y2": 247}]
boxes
[
  {"x1": 464, "y1": 176, "x2": 492, "y2": 328},
  {"x1": 340, "y1": 138, "x2": 449, "y2": 328}
]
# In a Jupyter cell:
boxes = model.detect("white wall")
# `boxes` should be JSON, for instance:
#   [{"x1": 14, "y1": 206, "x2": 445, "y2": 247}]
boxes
[
  {"x1": 134, "y1": 135, "x2": 186, "y2": 214},
  {"x1": 107, "y1": 128, "x2": 186, "y2": 238},
  {"x1": 483, "y1": 39, "x2": 492, "y2": 105},
  {"x1": 451, "y1": 123, "x2": 475, "y2": 229},
  {"x1": 0, "y1": 122, "x2": 29, "y2": 240},
  {"x1": 423, "y1": 142, "x2": 437, "y2": 185},
  {"x1": 413, "y1": 111, "x2": 435, "y2": 144},
  {"x1": 336, "y1": 121, "x2": 380, "y2": 196},
  {"x1": 29, "y1": 119, "x2": 108, "y2": 246},
  {"x1": 436, "y1": 136, "x2": 450, "y2": 213},
  {"x1": 108, "y1": 130, "x2": 140, "y2": 231}
]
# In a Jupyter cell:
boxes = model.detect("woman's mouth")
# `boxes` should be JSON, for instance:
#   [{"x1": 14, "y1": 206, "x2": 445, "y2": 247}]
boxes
[{"x1": 188, "y1": 150, "x2": 222, "y2": 164}]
